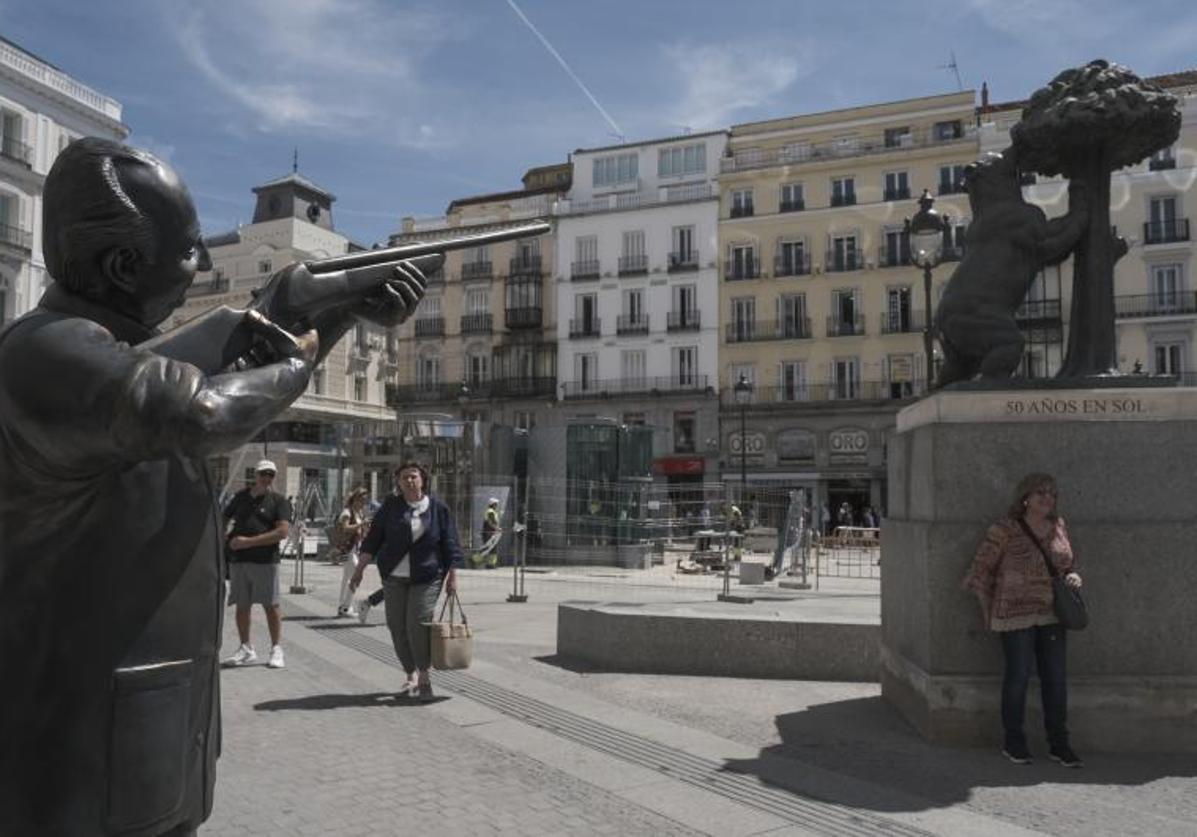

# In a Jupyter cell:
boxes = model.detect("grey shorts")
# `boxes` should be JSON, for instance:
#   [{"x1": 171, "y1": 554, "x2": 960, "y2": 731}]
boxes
[{"x1": 228, "y1": 562, "x2": 281, "y2": 607}]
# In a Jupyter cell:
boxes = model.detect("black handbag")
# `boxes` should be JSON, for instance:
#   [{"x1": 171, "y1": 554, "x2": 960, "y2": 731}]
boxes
[{"x1": 1017, "y1": 518, "x2": 1088, "y2": 630}]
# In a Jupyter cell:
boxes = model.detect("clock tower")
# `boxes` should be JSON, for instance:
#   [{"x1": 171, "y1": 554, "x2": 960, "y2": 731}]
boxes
[{"x1": 250, "y1": 171, "x2": 336, "y2": 231}]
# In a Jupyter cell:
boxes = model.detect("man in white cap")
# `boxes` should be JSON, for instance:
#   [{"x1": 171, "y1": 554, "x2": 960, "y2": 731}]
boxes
[{"x1": 222, "y1": 459, "x2": 293, "y2": 668}]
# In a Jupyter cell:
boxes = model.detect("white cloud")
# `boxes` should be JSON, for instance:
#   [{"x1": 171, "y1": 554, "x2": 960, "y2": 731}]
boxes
[
  {"x1": 173, "y1": 0, "x2": 457, "y2": 145},
  {"x1": 661, "y1": 40, "x2": 809, "y2": 131},
  {"x1": 962, "y1": 0, "x2": 1120, "y2": 43}
]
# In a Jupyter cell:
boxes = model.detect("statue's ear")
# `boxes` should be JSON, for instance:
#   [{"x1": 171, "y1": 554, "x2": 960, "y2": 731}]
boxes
[{"x1": 101, "y1": 246, "x2": 142, "y2": 294}]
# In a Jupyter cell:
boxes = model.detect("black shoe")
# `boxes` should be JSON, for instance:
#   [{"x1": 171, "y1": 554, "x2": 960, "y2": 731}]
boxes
[
  {"x1": 1002, "y1": 742, "x2": 1033, "y2": 764},
  {"x1": 1049, "y1": 745, "x2": 1083, "y2": 768},
  {"x1": 417, "y1": 681, "x2": 434, "y2": 703}
]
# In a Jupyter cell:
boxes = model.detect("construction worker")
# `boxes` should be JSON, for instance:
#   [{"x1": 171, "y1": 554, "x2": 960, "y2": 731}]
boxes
[
  {"x1": 729, "y1": 505, "x2": 746, "y2": 562},
  {"x1": 474, "y1": 497, "x2": 502, "y2": 568}
]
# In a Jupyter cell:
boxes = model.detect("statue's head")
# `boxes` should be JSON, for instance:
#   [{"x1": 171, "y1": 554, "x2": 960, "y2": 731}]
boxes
[
  {"x1": 43, "y1": 137, "x2": 211, "y2": 328},
  {"x1": 962, "y1": 149, "x2": 1021, "y2": 208}
]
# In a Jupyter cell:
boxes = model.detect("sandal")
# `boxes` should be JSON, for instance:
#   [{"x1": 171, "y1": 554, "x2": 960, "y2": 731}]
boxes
[{"x1": 395, "y1": 681, "x2": 419, "y2": 699}]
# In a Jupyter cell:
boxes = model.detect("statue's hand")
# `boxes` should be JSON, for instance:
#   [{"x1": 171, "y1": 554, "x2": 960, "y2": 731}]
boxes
[
  {"x1": 234, "y1": 310, "x2": 319, "y2": 370},
  {"x1": 346, "y1": 254, "x2": 439, "y2": 329}
]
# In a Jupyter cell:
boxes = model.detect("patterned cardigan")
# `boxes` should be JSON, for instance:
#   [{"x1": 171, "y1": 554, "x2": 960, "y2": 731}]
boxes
[{"x1": 962, "y1": 516, "x2": 1077, "y2": 632}]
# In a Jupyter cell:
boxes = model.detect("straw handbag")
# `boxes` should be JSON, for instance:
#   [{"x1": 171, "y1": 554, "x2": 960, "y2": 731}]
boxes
[{"x1": 425, "y1": 589, "x2": 473, "y2": 670}]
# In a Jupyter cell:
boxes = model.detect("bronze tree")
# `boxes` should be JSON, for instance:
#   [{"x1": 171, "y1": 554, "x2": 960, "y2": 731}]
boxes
[{"x1": 1011, "y1": 59, "x2": 1180, "y2": 378}]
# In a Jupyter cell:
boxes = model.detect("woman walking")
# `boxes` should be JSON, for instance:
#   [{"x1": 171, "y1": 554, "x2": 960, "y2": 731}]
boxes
[
  {"x1": 333, "y1": 487, "x2": 370, "y2": 617},
  {"x1": 963, "y1": 472, "x2": 1084, "y2": 767},
  {"x1": 351, "y1": 462, "x2": 462, "y2": 700}
]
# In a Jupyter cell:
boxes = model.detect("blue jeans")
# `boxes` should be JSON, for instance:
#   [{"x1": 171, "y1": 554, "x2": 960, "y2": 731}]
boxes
[{"x1": 1000, "y1": 624, "x2": 1069, "y2": 749}]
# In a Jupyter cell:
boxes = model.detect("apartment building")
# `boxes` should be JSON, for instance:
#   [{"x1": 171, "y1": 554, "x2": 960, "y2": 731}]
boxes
[
  {"x1": 979, "y1": 70, "x2": 1197, "y2": 380},
  {"x1": 553, "y1": 131, "x2": 727, "y2": 498},
  {"x1": 718, "y1": 92, "x2": 978, "y2": 515},
  {"x1": 387, "y1": 164, "x2": 569, "y2": 438},
  {"x1": 175, "y1": 171, "x2": 398, "y2": 509},
  {"x1": 0, "y1": 36, "x2": 127, "y2": 324}
]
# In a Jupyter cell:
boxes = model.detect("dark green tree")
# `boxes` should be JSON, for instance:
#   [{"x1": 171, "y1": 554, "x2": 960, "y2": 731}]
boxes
[{"x1": 1012, "y1": 60, "x2": 1180, "y2": 377}]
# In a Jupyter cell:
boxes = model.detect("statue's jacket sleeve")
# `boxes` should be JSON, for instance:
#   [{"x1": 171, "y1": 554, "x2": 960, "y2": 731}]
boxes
[{"x1": 0, "y1": 308, "x2": 308, "y2": 836}]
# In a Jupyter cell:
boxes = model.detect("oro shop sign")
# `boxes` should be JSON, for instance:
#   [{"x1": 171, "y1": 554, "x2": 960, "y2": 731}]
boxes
[
  {"x1": 729, "y1": 431, "x2": 766, "y2": 456},
  {"x1": 829, "y1": 428, "x2": 869, "y2": 460}
]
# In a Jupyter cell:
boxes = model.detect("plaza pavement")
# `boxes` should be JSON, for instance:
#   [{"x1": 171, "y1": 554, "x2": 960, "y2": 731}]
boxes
[{"x1": 203, "y1": 560, "x2": 1197, "y2": 836}]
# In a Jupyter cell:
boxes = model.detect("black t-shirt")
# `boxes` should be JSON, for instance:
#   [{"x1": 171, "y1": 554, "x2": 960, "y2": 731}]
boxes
[{"x1": 223, "y1": 489, "x2": 292, "y2": 564}]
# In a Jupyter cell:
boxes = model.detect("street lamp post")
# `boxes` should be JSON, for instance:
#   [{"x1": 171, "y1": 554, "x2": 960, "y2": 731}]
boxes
[
  {"x1": 905, "y1": 189, "x2": 951, "y2": 390},
  {"x1": 733, "y1": 374, "x2": 753, "y2": 505}
]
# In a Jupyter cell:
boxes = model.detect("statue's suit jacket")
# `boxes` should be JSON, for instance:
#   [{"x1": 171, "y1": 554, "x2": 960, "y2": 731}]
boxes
[{"x1": 0, "y1": 286, "x2": 223, "y2": 836}]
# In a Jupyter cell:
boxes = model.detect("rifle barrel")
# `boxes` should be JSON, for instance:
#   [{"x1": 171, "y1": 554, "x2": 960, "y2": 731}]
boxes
[{"x1": 304, "y1": 220, "x2": 552, "y2": 275}]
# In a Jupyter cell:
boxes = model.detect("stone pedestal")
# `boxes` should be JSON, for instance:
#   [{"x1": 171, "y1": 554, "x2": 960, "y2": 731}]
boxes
[{"x1": 882, "y1": 387, "x2": 1197, "y2": 753}]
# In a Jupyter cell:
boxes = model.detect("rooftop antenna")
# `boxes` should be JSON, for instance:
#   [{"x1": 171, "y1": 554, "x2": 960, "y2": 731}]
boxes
[
  {"x1": 939, "y1": 51, "x2": 963, "y2": 91},
  {"x1": 292, "y1": 148, "x2": 299, "y2": 174}
]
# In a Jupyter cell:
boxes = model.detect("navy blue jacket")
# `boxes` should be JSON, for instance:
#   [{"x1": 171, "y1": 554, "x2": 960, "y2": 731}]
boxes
[{"x1": 361, "y1": 493, "x2": 464, "y2": 584}]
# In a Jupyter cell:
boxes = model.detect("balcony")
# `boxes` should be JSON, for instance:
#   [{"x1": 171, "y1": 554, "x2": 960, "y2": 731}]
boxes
[
  {"x1": 883, "y1": 187, "x2": 911, "y2": 202},
  {"x1": 562, "y1": 374, "x2": 708, "y2": 400},
  {"x1": 877, "y1": 245, "x2": 911, "y2": 268},
  {"x1": 554, "y1": 182, "x2": 713, "y2": 217},
  {"x1": 721, "y1": 124, "x2": 978, "y2": 173},
  {"x1": 489, "y1": 376, "x2": 556, "y2": 398},
  {"x1": 505, "y1": 306, "x2": 542, "y2": 329},
  {"x1": 568, "y1": 317, "x2": 601, "y2": 339},
  {"x1": 185, "y1": 276, "x2": 230, "y2": 297},
  {"x1": 0, "y1": 134, "x2": 32, "y2": 167},
  {"x1": 1015, "y1": 299, "x2": 1062, "y2": 322},
  {"x1": 720, "y1": 379, "x2": 925, "y2": 406},
  {"x1": 1143, "y1": 219, "x2": 1190, "y2": 245},
  {"x1": 0, "y1": 223, "x2": 33, "y2": 252},
  {"x1": 509, "y1": 254, "x2": 542, "y2": 276},
  {"x1": 730, "y1": 204, "x2": 754, "y2": 218},
  {"x1": 938, "y1": 180, "x2": 965, "y2": 195},
  {"x1": 1114, "y1": 292, "x2": 1197, "y2": 319},
  {"x1": 725, "y1": 318, "x2": 811, "y2": 343},
  {"x1": 668, "y1": 251, "x2": 699, "y2": 272},
  {"x1": 879, "y1": 310, "x2": 926, "y2": 334},
  {"x1": 460, "y1": 261, "x2": 492, "y2": 281},
  {"x1": 414, "y1": 316, "x2": 445, "y2": 338},
  {"x1": 666, "y1": 310, "x2": 700, "y2": 332},
  {"x1": 616, "y1": 314, "x2": 650, "y2": 335},
  {"x1": 387, "y1": 382, "x2": 460, "y2": 405},
  {"x1": 618, "y1": 254, "x2": 648, "y2": 276},
  {"x1": 1149, "y1": 155, "x2": 1177, "y2": 171},
  {"x1": 779, "y1": 199, "x2": 805, "y2": 213},
  {"x1": 724, "y1": 262, "x2": 761, "y2": 281},
  {"x1": 571, "y1": 259, "x2": 600, "y2": 281},
  {"x1": 827, "y1": 315, "x2": 866, "y2": 337},
  {"x1": 824, "y1": 250, "x2": 864, "y2": 272},
  {"x1": 774, "y1": 253, "x2": 811, "y2": 277},
  {"x1": 460, "y1": 313, "x2": 493, "y2": 334},
  {"x1": 830, "y1": 193, "x2": 857, "y2": 208}
]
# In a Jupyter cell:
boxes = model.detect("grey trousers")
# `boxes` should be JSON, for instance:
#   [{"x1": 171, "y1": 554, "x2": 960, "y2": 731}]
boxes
[{"x1": 382, "y1": 576, "x2": 441, "y2": 674}]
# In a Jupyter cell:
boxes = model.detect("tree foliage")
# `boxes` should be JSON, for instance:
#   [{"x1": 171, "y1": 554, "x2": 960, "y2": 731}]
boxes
[{"x1": 1011, "y1": 59, "x2": 1180, "y2": 177}]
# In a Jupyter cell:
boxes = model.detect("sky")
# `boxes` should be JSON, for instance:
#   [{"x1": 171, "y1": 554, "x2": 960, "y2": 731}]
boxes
[{"x1": 4, "y1": 0, "x2": 1195, "y2": 246}]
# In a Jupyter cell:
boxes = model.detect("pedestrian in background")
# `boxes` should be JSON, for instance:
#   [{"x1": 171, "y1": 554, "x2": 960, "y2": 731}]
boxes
[
  {"x1": 224, "y1": 460, "x2": 292, "y2": 669},
  {"x1": 351, "y1": 461, "x2": 463, "y2": 701},
  {"x1": 334, "y1": 487, "x2": 370, "y2": 617},
  {"x1": 963, "y1": 472, "x2": 1084, "y2": 768}
]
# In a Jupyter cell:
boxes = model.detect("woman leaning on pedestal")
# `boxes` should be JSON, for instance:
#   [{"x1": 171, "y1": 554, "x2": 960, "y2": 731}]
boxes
[
  {"x1": 962, "y1": 472, "x2": 1084, "y2": 768},
  {"x1": 350, "y1": 461, "x2": 463, "y2": 701}
]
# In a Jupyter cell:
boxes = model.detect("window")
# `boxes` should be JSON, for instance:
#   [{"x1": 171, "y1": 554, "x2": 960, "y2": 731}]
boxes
[
  {"x1": 466, "y1": 349, "x2": 490, "y2": 385},
  {"x1": 939, "y1": 164, "x2": 967, "y2": 194},
  {"x1": 671, "y1": 225, "x2": 696, "y2": 267},
  {"x1": 620, "y1": 229, "x2": 646, "y2": 273},
  {"x1": 831, "y1": 177, "x2": 855, "y2": 207},
  {"x1": 1147, "y1": 196, "x2": 1181, "y2": 243},
  {"x1": 886, "y1": 286, "x2": 913, "y2": 332},
  {"x1": 777, "y1": 240, "x2": 807, "y2": 276},
  {"x1": 779, "y1": 142, "x2": 810, "y2": 162},
  {"x1": 731, "y1": 297, "x2": 756, "y2": 341},
  {"x1": 311, "y1": 367, "x2": 326, "y2": 395},
  {"x1": 506, "y1": 277, "x2": 540, "y2": 309},
  {"x1": 832, "y1": 289, "x2": 859, "y2": 335},
  {"x1": 621, "y1": 349, "x2": 646, "y2": 386},
  {"x1": 622, "y1": 288, "x2": 644, "y2": 321},
  {"x1": 883, "y1": 229, "x2": 910, "y2": 267},
  {"x1": 1150, "y1": 146, "x2": 1177, "y2": 171},
  {"x1": 1153, "y1": 342, "x2": 1185, "y2": 376},
  {"x1": 574, "y1": 353, "x2": 598, "y2": 390},
  {"x1": 1151, "y1": 264, "x2": 1183, "y2": 310},
  {"x1": 884, "y1": 171, "x2": 909, "y2": 202},
  {"x1": 416, "y1": 354, "x2": 440, "y2": 388},
  {"x1": 593, "y1": 152, "x2": 638, "y2": 187},
  {"x1": 514, "y1": 410, "x2": 535, "y2": 431},
  {"x1": 730, "y1": 189, "x2": 754, "y2": 218},
  {"x1": 780, "y1": 182, "x2": 804, "y2": 212},
  {"x1": 658, "y1": 142, "x2": 706, "y2": 177},
  {"x1": 673, "y1": 411, "x2": 696, "y2": 453},
  {"x1": 934, "y1": 119, "x2": 964, "y2": 141},
  {"x1": 884, "y1": 126, "x2": 911, "y2": 148},
  {"x1": 353, "y1": 374, "x2": 367, "y2": 401},
  {"x1": 258, "y1": 260, "x2": 272, "y2": 274},
  {"x1": 779, "y1": 294, "x2": 807, "y2": 338},
  {"x1": 465, "y1": 287, "x2": 489, "y2": 315},
  {"x1": 673, "y1": 346, "x2": 697, "y2": 386},
  {"x1": 575, "y1": 235, "x2": 598, "y2": 263},
  {"x1": 728, "y1": 244, "x2": 757, "y2": 279},
  {"x1": 887, "y1": 354, "x2": 915, "y2": 398},
  {"x1": 833, "y1": 357, "x2": 860, "y2": 399},
  {"x1": 829, "y1": 234, "x2": 858, "y2": 272},
  {"x1": 0, "y1": 192, "x2": 18, "y2": 234},
  {"x1": 780, "y1": 361, "x2": 807, "y2": 401},
  {"x1": 1, "y1": 110, "x2": 24, "y2": 161},
  {"x1": 574, "y1": 293, "x2": 598, "y2": 333}
]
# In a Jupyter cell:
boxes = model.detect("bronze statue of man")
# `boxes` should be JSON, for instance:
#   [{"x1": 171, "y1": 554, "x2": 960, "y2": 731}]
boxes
[{"x1": 0, "y1": 138, "x2": 433, "y2": 836}]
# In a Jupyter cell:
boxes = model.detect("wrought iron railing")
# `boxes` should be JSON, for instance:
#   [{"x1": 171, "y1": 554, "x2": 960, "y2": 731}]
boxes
[{"x1": 562, "y1": 375, "x2": 708, "y2": 399}]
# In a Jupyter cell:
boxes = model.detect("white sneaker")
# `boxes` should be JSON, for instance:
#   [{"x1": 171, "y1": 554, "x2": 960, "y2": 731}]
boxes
[
  {"x1": 225, "y1": 644, "x2": 256, "y2": 666},
  {"x1": 356, "y1": 599, "x2": 371, "y2": 625},
  {"x1": 267, "y1": 645, "x2": 285, "y2": 669},
  {"x1": 336, "y1": 606, "x2": 358, "y2": 618}
]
